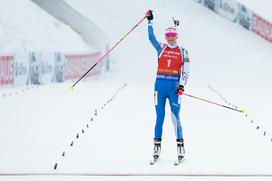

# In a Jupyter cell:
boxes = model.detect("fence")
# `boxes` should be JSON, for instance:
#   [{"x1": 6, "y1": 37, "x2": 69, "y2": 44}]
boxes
[
  {"x1": 0, "y1": 52, "x2": 104, "y2": 87},
  {"x1": 194, "y1": 0, "x2": 272, "y2": 44}
]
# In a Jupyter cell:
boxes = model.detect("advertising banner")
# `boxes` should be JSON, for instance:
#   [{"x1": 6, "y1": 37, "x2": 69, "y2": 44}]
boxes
[
  {"x1": 194, "y1": 0, "x2": 204, "y2": 4},
  {"x1": 218, "y1": 0, "x2": 240, "y2": 22},
  {"x1": 252, "y1": 14, "x2": 272, "y2": 43},
  {"x1": 237, "y1": 4, "x2": 253, "y2": 30},
  {"x1": 203, "y1": 0, "x2": 220, "y2": 13},
  {"x1": 0, "y1": 55, "x2": 14, "y2": 85},
  {"x1": 53, "y1": 52, "x2": 65, "y2": 83},
  {"x1": 0, "y1": 51, "x2": 106, "y2": 88},
  {"x1": 13, "y1": 53, "x2": 29, "y2": 87},
  {"x1": 40, "y1": 53, "x2": 54, "y2": 84},
  {"x1": 193, "y1": 0, "x2": 272, "y2": 44},
  {"x1": 64, "y1": 52, "x2": 101, "y2": 81},
  {"x1": 28, "y1": 52, "x2": 42, "y2": 85}
]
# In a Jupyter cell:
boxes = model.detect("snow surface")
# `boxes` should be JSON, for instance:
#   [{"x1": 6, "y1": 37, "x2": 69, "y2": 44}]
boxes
[
  {"x1": 236, "y1": 0, "x2": 272, "y2": 22},
  {"x1": 1, "y1": 0, "x2": 272, "y2": 180},
  {"x1": 0, "y1": 0, "x2": 91, "y2": 52}
]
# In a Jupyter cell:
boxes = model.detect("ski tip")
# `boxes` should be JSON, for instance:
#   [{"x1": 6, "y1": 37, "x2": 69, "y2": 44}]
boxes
[
  {"x1": 150, "y1": 158, "x2": 158, "y2": 165},
  {"x1": 174, "y1": 157, "x2": 185, "y2": 166},
  {"x1": 174, "y1": 161, "x2": 181, "y2": 166}
]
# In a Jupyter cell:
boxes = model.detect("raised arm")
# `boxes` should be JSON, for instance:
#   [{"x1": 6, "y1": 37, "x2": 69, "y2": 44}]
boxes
[
  {"x1": 146, "y1": 10, "x2": 162, "y2": 56},
  {"x1": 148, "y1": 21, "x2": 162, "y2": 55}
]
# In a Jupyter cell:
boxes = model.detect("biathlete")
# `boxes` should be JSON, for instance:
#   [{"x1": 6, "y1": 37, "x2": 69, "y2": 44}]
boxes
[{"x1": 146, "y1": 10, "x2": 190, "y2": 163}]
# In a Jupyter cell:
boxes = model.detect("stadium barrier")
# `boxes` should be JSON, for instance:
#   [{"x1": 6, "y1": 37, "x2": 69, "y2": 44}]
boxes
[
  {"x1": 0, "y1": 55, "x2": 14, "y2": 86},
  {"x1": 193, "y1": 0, "x2": 272, "y2": 44},
  {"x1": 0, "y1": 52, "x2": 104, "y2": 87}
]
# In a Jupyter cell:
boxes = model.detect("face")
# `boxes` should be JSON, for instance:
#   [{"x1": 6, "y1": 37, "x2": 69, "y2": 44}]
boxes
[{"x1": 165, "y1": 33, "x2": 178, "y2": 45}]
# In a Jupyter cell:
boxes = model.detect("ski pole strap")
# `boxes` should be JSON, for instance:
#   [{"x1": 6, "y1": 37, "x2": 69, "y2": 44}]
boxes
[{"x1": 183, "y1": 93, "x2": 245, "y2": 113}]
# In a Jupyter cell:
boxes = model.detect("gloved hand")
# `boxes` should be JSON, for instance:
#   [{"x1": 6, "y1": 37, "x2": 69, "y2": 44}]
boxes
[
  {"x1": 145, "y1": 10, "x2": 153, "y2": 21},
  {"x1": 176, "y1": 85, "x2": 184, "y2": 95}
]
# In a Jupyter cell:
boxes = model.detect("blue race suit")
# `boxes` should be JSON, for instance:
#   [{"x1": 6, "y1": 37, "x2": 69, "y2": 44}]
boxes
[{"x1": 148, "y1": 20, "x2": 190, "y2": 141}]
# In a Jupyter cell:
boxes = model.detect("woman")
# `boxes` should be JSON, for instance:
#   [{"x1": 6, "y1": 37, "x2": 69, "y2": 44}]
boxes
[{"x1": 146, "y1": 10, "x2": 190, "y2": 163}]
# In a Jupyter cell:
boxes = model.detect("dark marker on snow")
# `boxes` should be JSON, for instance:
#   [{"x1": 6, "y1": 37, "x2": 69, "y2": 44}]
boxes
[
  {"x1": 76, "y1": 134, "x2": 79, "y2": 139},
  {"x1": 82, "y1": 129, "x2": 84, "y2": 133},
  {"x1": 54, "y1": 163, "x2": 58, "y2": 170},
  {"x1": 62, "y1": 152, "x2": 65, "y2": 157},
  {"x1": 70, "y1": 141, "x2": 73, "y2": 147}
]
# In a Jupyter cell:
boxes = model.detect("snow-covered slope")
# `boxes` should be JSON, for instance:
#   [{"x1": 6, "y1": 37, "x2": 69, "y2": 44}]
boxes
[
  {"x1": 0, "y1": 0, "x2": 91, "y2": 52},
  {"x1": 1, "y1": 0, "x2": 272, "y2": 180}
]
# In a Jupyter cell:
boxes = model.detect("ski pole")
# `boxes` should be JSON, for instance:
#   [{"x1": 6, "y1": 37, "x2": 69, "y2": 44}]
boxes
[
  {"x1": 183, "y1": 93, "x2": 245, "y2": 113},
  {"x1": 70, "y1": 15, "x2": 147, "y2": 90}
]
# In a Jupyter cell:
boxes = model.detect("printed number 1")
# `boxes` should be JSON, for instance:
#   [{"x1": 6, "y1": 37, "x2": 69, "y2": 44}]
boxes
[{"x1": 167, "y1": 60, "x2": 171, "y2": 68}]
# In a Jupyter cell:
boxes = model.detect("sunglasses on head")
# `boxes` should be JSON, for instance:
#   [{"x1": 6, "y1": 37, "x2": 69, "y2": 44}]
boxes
[{"x1": 165, "y1": 32, "x2": 177, "y2": 38}]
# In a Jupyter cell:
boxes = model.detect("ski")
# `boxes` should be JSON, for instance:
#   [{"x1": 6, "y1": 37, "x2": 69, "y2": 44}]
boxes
[
  {"x1": 150, "y1": 158, "x2": 159, "y2": 165},
  {"x1": 150, "y1": 157, "x2": 184, "y2": 165},
  {"x1": 174, "y1": 157, "x2": 184, "y2": 166}
]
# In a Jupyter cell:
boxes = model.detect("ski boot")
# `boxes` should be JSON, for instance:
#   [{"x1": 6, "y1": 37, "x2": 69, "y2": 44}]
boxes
[
  {"x1": 153, "y1": 139, "x2": 161, "y2": 159},
  {"x1": 150, "y1": 139, "x2": 161, "y2": 165},
  {"x1": 176, "y1": 139, "x2": 185, "y2": 165}
]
